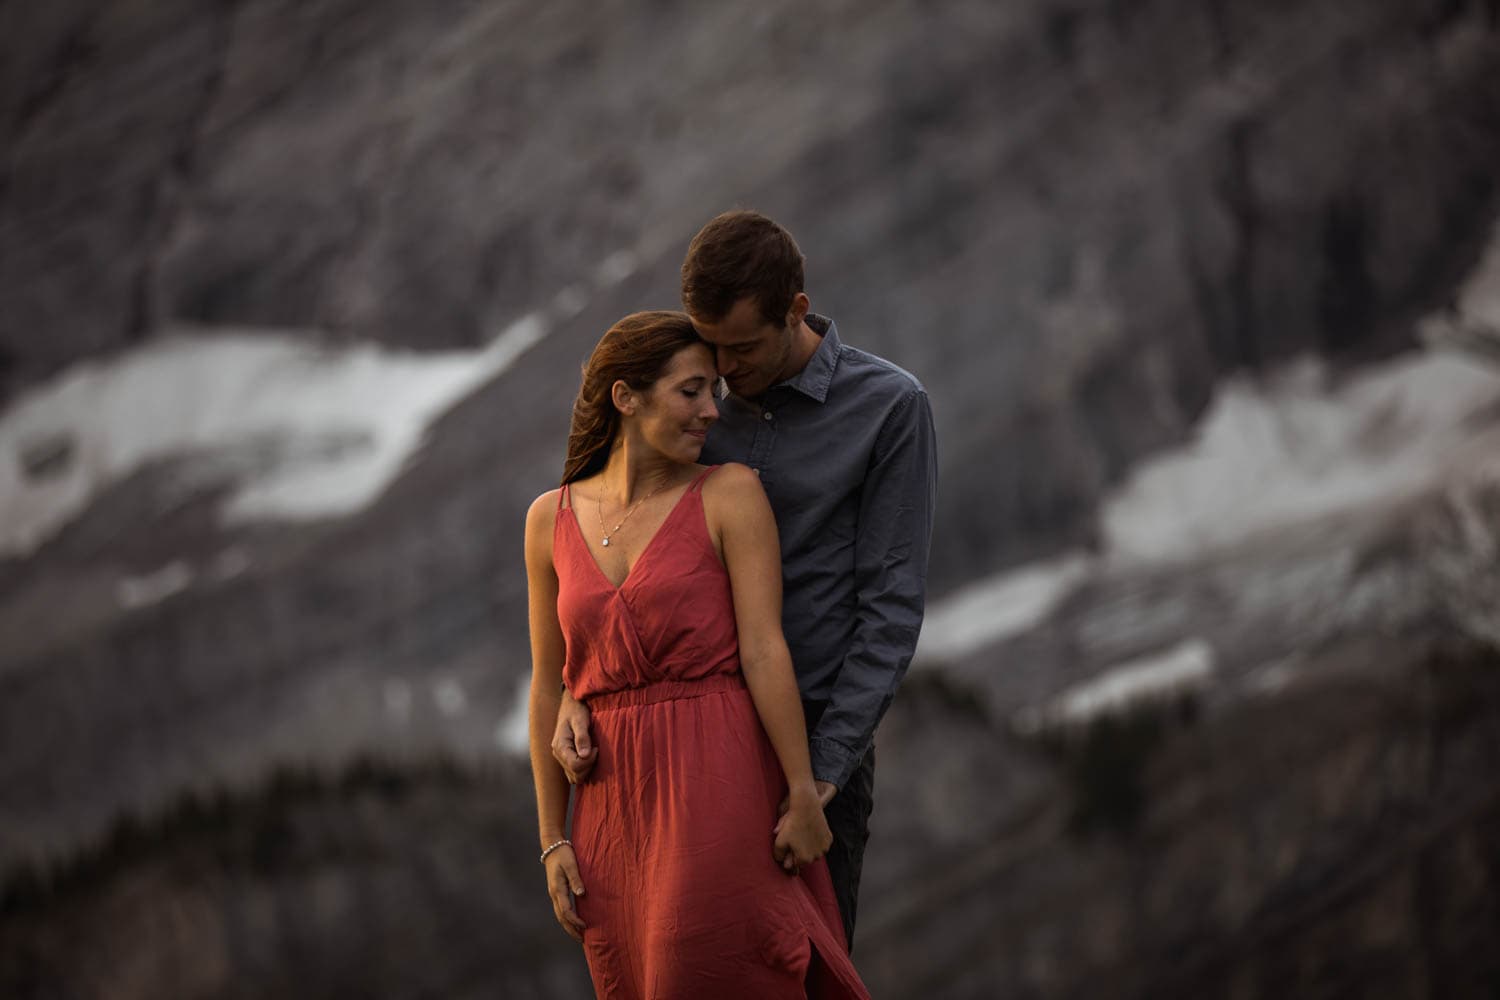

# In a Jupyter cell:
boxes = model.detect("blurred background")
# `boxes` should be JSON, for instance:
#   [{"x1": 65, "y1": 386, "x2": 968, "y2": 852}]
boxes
[{"x1": 3, "y1": 1, "x2": 1500, "y2": 997}]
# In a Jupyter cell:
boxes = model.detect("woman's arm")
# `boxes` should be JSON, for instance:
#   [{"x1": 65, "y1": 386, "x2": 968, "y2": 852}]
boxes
[
  {"x1": 704, "y1": 464, "x2": 832, "y2": 870},
  {"x1": 524, "y1": 491, "x2": 587, "y2": 940}
]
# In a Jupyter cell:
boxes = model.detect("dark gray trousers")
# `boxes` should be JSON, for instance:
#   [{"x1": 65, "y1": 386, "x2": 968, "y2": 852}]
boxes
[{"x1": 803, "y1": 700, "x2": 877, "y2": 953}]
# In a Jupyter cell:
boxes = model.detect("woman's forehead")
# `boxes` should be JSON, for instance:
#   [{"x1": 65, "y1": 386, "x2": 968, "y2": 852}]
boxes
[{"x1": 662, "y1": 343, "x2": 715, "y2": 378}]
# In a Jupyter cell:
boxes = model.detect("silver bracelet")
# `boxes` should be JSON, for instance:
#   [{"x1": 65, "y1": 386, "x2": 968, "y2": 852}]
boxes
[{"x1": 539, "y1": 838, "x2": 572, "y2": 864}]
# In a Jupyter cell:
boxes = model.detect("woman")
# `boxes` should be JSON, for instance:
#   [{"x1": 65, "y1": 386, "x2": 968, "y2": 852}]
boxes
[{"x1": 525, "y1": 311, "x2": 870, "y2": 998}]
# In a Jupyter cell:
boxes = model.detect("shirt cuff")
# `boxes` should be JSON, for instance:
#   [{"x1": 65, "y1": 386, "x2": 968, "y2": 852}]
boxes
[{"x1": 809, "y1": 736, "x2": 862, "y2": 791}]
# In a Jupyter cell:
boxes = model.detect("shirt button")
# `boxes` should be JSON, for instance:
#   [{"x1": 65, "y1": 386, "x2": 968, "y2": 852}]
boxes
[
  {"x1": 763, "y1": 411, "x2": 773, "y2": 421},
  {"x1": 751, "y1": 467, "x2": 761, "y2": 476}
]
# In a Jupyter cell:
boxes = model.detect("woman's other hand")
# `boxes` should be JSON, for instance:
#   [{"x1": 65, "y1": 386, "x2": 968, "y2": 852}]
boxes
[
  {"x1": 544, "y1": 845, "x2": 588, "y2": 941},
  {"x1": 551, "y1": 689, "x2": 598, "y2": 784}
]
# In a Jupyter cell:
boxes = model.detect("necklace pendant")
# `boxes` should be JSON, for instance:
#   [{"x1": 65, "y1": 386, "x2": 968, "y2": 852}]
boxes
[{"x1": 601, "y1": 537, "x2": 610, "y2": 547}]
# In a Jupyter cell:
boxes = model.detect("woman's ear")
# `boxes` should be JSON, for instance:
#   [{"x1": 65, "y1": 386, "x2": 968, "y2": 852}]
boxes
[{"x1": 610, "y1": 379, "x2": 637, "y2": 416}]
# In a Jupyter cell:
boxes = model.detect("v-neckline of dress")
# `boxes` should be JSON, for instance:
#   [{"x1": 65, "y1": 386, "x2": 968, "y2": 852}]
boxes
[{"x1": 566, "y1": 482, "x2": 699, "y2": 594}]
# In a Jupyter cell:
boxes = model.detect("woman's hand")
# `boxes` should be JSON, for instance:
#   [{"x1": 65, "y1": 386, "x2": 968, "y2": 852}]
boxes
[
  {"x1": 544, "y1": 845, "x2": 587, "y2": 941},
  {"x1": 771, "y1": 790, "x2": 834, "y2": 873}
]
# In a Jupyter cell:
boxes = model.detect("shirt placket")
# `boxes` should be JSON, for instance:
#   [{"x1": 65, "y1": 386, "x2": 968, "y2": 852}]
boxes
[{"x1": 747, "y1": 397, "x2": 777, "y2": 478}]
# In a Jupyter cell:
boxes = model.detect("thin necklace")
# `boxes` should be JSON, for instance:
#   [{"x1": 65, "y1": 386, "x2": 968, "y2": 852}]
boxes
[{"x1": 594, "y1": 475, "x2": 669, "y2": 547}]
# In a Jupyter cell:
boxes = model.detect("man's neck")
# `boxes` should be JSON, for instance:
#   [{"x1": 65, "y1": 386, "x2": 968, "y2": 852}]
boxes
[{"x1": 779, "y1": 318, "x2": 823, "y2": 383}]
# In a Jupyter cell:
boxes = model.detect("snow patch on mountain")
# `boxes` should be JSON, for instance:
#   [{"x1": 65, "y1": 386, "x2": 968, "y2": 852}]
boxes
[{"x1": 0, "y1": 313, "x2": 546, "y2": 558}]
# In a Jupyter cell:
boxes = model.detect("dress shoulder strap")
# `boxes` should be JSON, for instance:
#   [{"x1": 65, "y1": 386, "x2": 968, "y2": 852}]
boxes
[
  {"x1": 687, "y1": 464, "x2": 721, "y2": 494},
  {"x1": 557, "y1": 482, "x2": 572, "y2": 510}
]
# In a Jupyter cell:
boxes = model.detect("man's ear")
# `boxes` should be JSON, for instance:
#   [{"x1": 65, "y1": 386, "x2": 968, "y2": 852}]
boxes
[
  {"x1": 787, "y1": 292, "x2": 810, "y2": 328},
  {"x1": 610, "y1": 379, "x2": 637, "y2": 416}
]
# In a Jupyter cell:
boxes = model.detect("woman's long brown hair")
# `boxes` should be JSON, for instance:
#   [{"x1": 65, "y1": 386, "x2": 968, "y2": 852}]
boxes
[{"x1": 562, "y1": 311, "x2": 705, "y2": 485}]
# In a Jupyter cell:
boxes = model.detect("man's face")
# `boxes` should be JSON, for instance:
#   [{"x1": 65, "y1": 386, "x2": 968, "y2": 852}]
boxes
[{"x1": 690, "y1": 296, "x2": 793, "y2": 400}]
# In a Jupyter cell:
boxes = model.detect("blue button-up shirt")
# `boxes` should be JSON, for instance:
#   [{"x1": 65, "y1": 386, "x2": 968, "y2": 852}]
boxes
[{"x1": 702, "y1": 315, "x2": 937, "y2": 789}]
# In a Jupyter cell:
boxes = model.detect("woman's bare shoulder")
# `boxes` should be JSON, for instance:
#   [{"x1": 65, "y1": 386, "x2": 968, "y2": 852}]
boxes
[
  {"x1": 700, "y1": 461, "x2": 762, "y2": 494},
  {"x1": 699, "y1": 462, "x2": 770, "y2": 516},
  {"x1": 526, "y1": 488, "x2": 563, "y2": 534}
]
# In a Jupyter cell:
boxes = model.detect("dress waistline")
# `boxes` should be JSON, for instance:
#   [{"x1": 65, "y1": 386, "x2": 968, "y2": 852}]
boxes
[{"x1": 587, "y1": 672, "x2": 746, "y2": 711}]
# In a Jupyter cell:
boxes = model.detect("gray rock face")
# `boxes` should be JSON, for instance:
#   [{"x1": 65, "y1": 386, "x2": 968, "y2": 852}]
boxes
[{"x1": 2, "y1": 0, "x2": 1500, "y2": 997}]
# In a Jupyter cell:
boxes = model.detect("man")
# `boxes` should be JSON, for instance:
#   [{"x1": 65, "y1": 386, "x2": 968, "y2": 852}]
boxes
[{"x1": 552, "y1": 210, "x2": 936, "y2": 948}]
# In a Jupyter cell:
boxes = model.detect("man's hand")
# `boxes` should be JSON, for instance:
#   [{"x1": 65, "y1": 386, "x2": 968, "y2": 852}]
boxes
[
  {"x1": 778, "y1": 779, "x2": 838, "y2": 818},
  {"x1": 551, "y1": 689, "x2": 597, "y2": 784}
]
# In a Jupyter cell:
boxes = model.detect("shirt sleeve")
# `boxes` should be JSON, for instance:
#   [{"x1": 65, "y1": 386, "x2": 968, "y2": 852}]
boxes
[{"x1": 808, "y1": 386, "x2": 938, "y2": 789}]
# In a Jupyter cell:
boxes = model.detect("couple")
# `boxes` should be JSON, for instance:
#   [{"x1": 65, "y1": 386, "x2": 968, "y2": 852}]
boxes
[{"x1": 526, "y1": 211, "x2": 937, "y2": 998}]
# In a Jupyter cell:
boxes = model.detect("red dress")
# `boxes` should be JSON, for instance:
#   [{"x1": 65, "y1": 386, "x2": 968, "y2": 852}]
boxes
[{"x1": 554, "y1": 466, "x2": 870, "y2": 999}]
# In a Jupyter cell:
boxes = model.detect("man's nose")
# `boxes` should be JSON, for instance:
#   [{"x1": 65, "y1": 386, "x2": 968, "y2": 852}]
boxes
[{"x1": 714, "y1": 347, "x2": 734, "y2": 376}]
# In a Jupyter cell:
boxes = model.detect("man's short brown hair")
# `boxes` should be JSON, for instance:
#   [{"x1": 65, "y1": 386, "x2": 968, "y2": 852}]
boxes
[{"x1": 681, "y1": 210, "x2": 805, "y2": 326}]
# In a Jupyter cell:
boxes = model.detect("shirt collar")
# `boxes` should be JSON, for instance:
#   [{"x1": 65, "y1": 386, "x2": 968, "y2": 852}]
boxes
[{"x1": 777, "y1": 313, "x2": 840, "y2": 403}]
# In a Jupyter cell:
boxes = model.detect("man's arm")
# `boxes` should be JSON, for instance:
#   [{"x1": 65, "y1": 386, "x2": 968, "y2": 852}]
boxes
[{"x1": 808, "y1": 387, "x2": 937, "y2": 791}]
